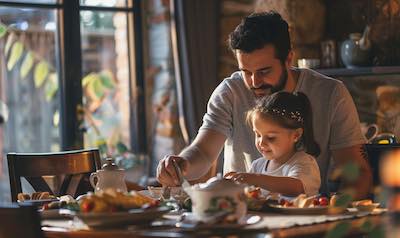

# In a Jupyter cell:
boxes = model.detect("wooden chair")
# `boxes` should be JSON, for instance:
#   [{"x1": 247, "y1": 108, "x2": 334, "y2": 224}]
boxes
[
  {"x1": 7, "y1": 149, "x2": 101, "y2": 202},
  {"x1": 0, "y1": 204, "x2": 44, "y2": 238}
]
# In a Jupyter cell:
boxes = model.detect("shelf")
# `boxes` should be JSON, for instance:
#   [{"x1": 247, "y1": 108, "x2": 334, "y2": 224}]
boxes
[{"x1": 315, "y1": 66, "x2": 400, "y2": 77}]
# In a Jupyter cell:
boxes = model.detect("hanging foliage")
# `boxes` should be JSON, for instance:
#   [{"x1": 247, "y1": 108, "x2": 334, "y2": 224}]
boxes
[
  {"x1": 4, "y1": 33, "x2": 14, "y2": 56},
  {"x1": 0, "y1": 23, "x2": 7, "y2": 38},
  {"x1": 7, "y1": 41, "x2": 23, "y2": 71},
  {"x1": 34, "y1": 61, "x2": 49, "y2": 88},
  {"x1": 20, "y1": 51, "x2": 34, "y2": 79},
  {"x1": 99, "y1": 70, "x2": 115, "y2": 89},
  {"x1": 44, "y1": 72, "x2": 58, "y2": 101}
]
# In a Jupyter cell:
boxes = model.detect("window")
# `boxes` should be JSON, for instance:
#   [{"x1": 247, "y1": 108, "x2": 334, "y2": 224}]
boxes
[{"x1": 0, "y1": 0, "x2": 145, "y2": 201}]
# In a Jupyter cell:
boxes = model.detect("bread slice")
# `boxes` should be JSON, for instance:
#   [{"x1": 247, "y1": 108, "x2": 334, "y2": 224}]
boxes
[
  {"x1": 17, "y1": 193, "x2": 30, "y2": 201},
  {"x1": 299, "y1": 196, "x2": 316, "y2": 208}
]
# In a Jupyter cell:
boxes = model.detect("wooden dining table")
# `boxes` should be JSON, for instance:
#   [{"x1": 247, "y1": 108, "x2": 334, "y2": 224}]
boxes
[{"x1": 42, "y1": 211, "x2": 386, "y2": 238}]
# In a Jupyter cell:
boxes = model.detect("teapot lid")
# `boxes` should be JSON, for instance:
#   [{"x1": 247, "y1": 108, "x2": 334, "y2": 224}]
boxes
[
  {"x1": 193, "y1": 174, "x2": 245, "y2": 191},
  {"x1": 101, "y1": 158, "x2": 123, "y2": 171}
]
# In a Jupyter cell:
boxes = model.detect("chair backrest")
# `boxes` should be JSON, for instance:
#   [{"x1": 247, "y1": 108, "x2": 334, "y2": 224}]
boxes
[
  {"x1": 0, "y1": 204, "x2": 44, "y2": 238},
  {"x1": 362, "y1": 144, "x2": 400, "y2": 186},
  {"x1": 7, "y1": 149, "x2": 101, "y2": 202}
]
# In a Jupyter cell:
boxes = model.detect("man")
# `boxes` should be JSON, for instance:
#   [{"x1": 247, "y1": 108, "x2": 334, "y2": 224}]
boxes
[{"x1": 157, "y1": 11, "x2": 371, "y2": 199}]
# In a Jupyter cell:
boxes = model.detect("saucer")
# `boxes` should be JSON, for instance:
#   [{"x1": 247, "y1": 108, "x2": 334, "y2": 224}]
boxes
[{"x1": 176, "y1": 212, "x2": 262, "y2": 230}]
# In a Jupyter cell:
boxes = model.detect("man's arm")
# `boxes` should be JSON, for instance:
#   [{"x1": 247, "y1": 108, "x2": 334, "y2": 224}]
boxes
[
  {"x1": 157, "y1": 129, "x2": 226, "y2": 186},
  {"x1": 179, "y1": 129, "x2": 226, "y2": 180},
  {"x1": 331, "y1": 144, "x2": 372, "y2": 200}
]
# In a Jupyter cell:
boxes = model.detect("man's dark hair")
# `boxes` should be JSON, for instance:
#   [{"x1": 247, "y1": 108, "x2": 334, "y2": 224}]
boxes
[{"x1": 228, "y1": 11, "x2": 291, "y2": 63}]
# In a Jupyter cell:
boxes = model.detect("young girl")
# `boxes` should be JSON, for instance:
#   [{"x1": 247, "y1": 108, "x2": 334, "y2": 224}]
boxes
[{"x1": 227, "y1": 91, "x2": 321, "y2": 197}]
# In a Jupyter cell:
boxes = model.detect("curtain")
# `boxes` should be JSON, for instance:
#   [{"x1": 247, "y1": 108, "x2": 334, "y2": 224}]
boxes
[{"x1": 170, "y1": 0, "x2": 221, "y2": 143}]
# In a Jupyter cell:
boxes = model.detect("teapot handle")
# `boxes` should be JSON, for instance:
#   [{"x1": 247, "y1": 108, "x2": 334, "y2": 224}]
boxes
[{"x1": 89, "y1": 172, "x2": 98, "y2": 189}]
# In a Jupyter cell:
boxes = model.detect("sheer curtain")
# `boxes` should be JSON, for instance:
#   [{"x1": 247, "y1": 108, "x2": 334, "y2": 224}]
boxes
[{"x1": 170, "y1": 0, "x2": 221, "y2": 144}]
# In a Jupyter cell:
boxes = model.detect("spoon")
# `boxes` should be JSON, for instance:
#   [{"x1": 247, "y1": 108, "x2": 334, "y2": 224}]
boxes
[
  {"x1": 161, "y1": 185, "x2": 171, "y2": 201},
  {"x1": 171, "y1": 159, "x2": 191, "y2": 192}
]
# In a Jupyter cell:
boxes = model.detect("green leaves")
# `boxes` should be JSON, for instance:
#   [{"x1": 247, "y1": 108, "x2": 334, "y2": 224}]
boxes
[
  {"x1": 20, "y1": 51, "x2": 34, "y2": 79},
  {"x1": 341, "y1": 162, "x2": 360, "y2": 182},
  {"x1": 7, "y1": 41, "x2": 23, "y2": 70},
  {"x1": 4, "y1": 33, "x2": 14, "y2": 56},
  {"x1": 0, "y1": 23, "x2": 7, "y2": 39},
  {"x1": 92, "y1": 76, "x2": 105, "y2": 98},
  {"x1": 82, "y1": 70, "x2": 115, "y2": 100},
  {"x1": 96, "y1": 138, "x2": 109, "y2": 157},
  {"x1": 116, "y1": 141, "x2": 129, "y2": 154},
  {"x1": 53, "y1": 110, "x2": 59, "y2": 127},
  {"x1": 334, "y1": 193, "x2": 353, "y2": 208},
  {"x1": 324, "y1": 222, "x2": 351, "y2": 238},
  {"x1": 359, "y1": 218, "x2": 373, "y2": 233},
  {"x1": 82, "y1": 73, "x2": 97, "y2": 87},
  {"x1": 99, "y1": 70, "x2": 115, "y2": 89},
  {"x1": 34, "y1": 61, "x2": 49, "y2": 88},
  {"x1": 44, "y1": 73, "x2": 58, "y2": 101}
]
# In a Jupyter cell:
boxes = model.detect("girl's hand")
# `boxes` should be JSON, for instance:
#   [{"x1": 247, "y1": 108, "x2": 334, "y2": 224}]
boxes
[
  {"x1": 224, "y1": 171, "x2": 238, "y2": 179},
  {"x1": 230, "y1": 172, "x2": 255, "y2": 184}
]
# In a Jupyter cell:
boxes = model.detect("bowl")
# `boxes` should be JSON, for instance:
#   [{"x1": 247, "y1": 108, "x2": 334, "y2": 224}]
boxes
[{"x1": 353, "y1": 203, "x2": 380, "y2": 212}]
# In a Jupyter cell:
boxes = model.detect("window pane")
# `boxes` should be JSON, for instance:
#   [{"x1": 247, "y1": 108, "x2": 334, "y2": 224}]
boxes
[
  {"x1": 0, "y1": 0, "x2": 59, "y2": 3},
  {"x1": 0, "y1": 7, "x2": 60, "y2": 201},
  {"x1": 80, "y1": 0, "x2": 128, "y2": 7},
  {"x1": 80, "y1": 11, "x2": 143, "y2": 182}
]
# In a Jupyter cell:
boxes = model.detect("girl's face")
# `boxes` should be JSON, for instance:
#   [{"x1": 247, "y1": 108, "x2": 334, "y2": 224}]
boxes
[{"x1": 252, "y1": 113, "x2": 303, "y2": 163}]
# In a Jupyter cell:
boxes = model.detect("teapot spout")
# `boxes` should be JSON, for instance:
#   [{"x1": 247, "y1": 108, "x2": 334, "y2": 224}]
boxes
[{"x1": 359, "y1": 25, "x2": 371, "y2": 50}]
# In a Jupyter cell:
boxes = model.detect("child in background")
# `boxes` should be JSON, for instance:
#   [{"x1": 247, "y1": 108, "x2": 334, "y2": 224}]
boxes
[{"x1": 226, "y1": 91, "x2": 321, "y2": 197}]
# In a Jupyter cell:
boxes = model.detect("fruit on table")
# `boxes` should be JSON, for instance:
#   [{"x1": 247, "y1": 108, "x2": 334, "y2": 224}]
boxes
[
  {"x1": 79, "y1": 195, "x2": 110, "y2": 213},
  {"x1": 318, "y1": 197, "x2": 329, "y2": 206},
  {"x1": 245, "y1": 186, "x2": 261, "y2": 199},
  {"x1": 329, "y1": 194, "x2": 339, "y2": 206}
]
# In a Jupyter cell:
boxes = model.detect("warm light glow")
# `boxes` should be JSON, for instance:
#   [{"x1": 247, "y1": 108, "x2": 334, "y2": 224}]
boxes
[{"x1": 380, "y1": 149, "x2": 400, "y2": 186}]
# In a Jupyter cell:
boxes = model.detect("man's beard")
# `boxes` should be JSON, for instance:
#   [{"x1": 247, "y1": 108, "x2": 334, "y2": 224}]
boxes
[{"x1": 251, "y1": 67, "x2": 288, "y2": 97}]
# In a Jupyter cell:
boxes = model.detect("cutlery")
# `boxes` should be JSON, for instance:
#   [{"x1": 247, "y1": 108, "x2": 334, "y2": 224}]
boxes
[
  {"x1": 171, "y1": 160, "x2": 191, "y2": 191},
  {"x1": 161, "y1": 186, "x2": 171, "y2": 201}
]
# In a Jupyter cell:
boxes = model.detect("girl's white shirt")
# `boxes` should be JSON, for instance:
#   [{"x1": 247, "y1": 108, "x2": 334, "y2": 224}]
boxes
[{"x1": 250, "y1": 151, "x2": 321, "y2": 196}]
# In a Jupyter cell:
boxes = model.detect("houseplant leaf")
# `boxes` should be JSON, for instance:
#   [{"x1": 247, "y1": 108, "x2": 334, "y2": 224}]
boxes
[
  {"x1": 44, "y1": 72, "x2": 58, "y2": 101},
  {"x1": 341, "y1": 162, "x2": 360, "y2": 182},
  {"x1": 82, "y1": 73, "x2": 97, "y2": 87},
  {"x1": 324, "y1": 222, "x2": 351, "y2": 238},
  {"x1": 99, "y1": 70, "x2": 115, "y2": 89},
  {"x1": 0, "y1": 23, "x2": 7, "y2": 38},
  {"x1": 34, "y1": 61, "x2": 49, "y2": 88},
  {"x1": 116, "y1": 141, "x2": 129, "y2": 154},
  {"x1": 7, "y1": 41, "x2": 23, "y2": 71},
  {"x1": 20, "y1": 51, "x2": 34, "y2": 79},
  {"x1": 4, "y1": 33, "x2": 14, "y2": 55},
  {"x1": 92, "y1": 76, "x2": 105, "y2": 99}
]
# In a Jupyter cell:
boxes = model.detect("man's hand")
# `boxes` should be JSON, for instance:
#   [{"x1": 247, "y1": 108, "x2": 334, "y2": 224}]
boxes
[{"x1": 157, "y1": 155, "x2": 189, "y2": 186}]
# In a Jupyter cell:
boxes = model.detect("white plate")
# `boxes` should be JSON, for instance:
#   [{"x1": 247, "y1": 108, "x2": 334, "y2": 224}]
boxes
[
  {"x1": 61, "y1": 206, "x2": 170, "y2": 228},
  {"x1": 39, "y1": 209, "x2": 74, "y2": 219},
  {"x1": 176, "y1": 212, "x2": 262, "y2": 230},
  {"x1": 268, "y1": 204, "x2": 329, "y2": 215},
  {"x1": 18, "y1": 198, "x2": 59, "y2": 207}
]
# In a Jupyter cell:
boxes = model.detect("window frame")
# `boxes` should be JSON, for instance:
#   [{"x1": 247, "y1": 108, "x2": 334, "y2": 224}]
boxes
[{"x1": 0, "y1": 0, "x2": 147, "y2": 153}]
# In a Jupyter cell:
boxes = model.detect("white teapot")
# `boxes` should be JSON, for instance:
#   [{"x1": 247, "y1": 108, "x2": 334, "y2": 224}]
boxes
[
  {"x1": 185, "y1": 174, "x2": 247, "y2": 221},
  {"x1": 89, "y1": 158, "x2": 127, "y2": 193}
]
